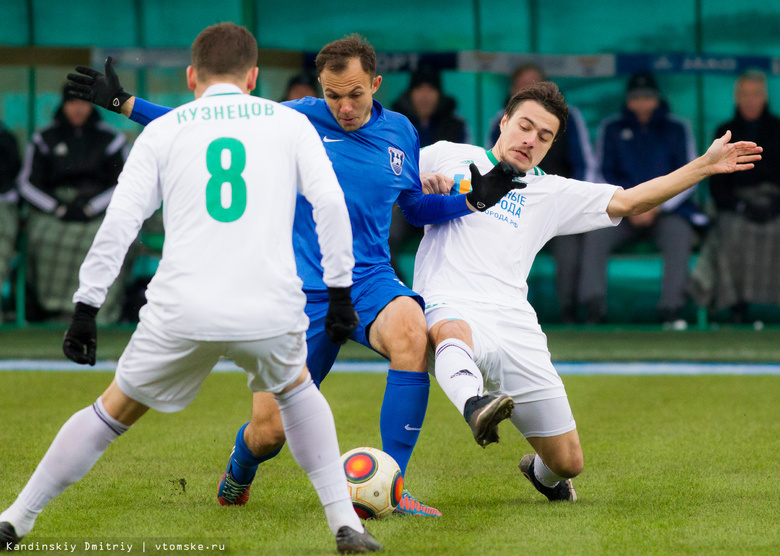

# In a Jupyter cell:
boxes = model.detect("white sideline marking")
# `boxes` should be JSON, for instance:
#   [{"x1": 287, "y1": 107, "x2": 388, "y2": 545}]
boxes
[
  {"x1": 0, "y1": 360, "x2": 779, "y2": 375},
  {"x1": 555, "y1": 362, "x2": 780, "y2": 375}
]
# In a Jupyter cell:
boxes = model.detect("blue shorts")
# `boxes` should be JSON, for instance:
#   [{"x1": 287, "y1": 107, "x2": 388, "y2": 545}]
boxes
[{"x1": 304, "y1": 268, "x2": 423, "y2": 386}]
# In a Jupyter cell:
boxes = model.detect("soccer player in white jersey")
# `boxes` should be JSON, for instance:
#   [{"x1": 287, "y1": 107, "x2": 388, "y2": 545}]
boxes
[
  {"x1": 414, "y1": 81, "x2": 762, "y2": 502},
  {"x1": 0, "y1": 23, "x2": 381, "y2": 554}
]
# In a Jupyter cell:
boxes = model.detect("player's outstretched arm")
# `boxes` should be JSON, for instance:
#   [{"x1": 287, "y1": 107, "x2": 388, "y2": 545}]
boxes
[
  {"x1": 67, "y1": 56, "x2": 135, "y2": 116},
  {"x1": 466, "y1": 161, "x2": 526, "y2": 212},
  {"x1": 607, "y1": 130, "x2": 762, "y2": 218}
]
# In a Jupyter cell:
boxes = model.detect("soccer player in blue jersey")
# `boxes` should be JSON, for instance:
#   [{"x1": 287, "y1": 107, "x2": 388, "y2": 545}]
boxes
[{"x1": 66, "y1": 33, "x2": 521, "y2": 517}]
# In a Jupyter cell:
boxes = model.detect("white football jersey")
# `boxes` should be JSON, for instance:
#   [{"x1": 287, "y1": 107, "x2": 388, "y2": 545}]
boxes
[
  {"x1": 413, "y1": 141, "x2": 620, "y2": 311},
  {"x1": 74, "y1": 84, "x2": 353, "y2": 340}
]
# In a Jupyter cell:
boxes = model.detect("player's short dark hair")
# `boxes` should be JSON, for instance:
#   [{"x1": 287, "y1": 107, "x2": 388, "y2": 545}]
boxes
[
  {"x1": 191, "y1": 22, "x2": 258, "y2": 81},
  {"x1": 315, "y1": 33, "x2": 376, "y2": 77},
  {"x1": 504, "y1": 81, "x2": 568, "y2": 139}
]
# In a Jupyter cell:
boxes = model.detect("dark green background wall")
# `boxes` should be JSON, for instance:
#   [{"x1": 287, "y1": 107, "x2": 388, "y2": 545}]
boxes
[{"x1": 3, "y1": 0, "x2": 780, "y2": 152}]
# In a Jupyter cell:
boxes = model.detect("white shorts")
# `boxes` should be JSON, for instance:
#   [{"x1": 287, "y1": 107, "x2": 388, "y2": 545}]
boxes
[
  {"x1": 424, "y1": 297, "x2": 566, "y2": 403},
  {"x1": 115, "y1": 320, "x2": 307, "y2": 413},
  {"x1": 425, "y1": 298, "x2": 575, "y2": 437},
  {"x1": 509, "y1": 397, "x2": 576, "y2": 438}
]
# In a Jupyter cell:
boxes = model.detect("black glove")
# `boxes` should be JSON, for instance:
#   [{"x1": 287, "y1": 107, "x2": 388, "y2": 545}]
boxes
[
  {"x1": 466, "y1": 161, "x2": 526, "y2": 211},
  {"x1": 66, "y1": 56, "x2": 131, "y2": 113},
  {"x1": 63, "y1": 302, "x2": 99, "y2": 366},
  {"x1": 325, "y1": 287, "x2": 359, "y2": 345}
]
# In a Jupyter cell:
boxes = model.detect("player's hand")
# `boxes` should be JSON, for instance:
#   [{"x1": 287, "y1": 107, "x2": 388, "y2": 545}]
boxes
[
  {"x1": 325, "y1": 287, "x2": 359, "y2": 345},
  {"x1": 66, "y1": 56, "x2": 131, "y2": 113},
  {"x1": 703, "y1": 130, "x2": 762, "y2": 175},
  {"x1": 421, "y1": 172, "x2": 454, "y2": 195},
  {"x1": 63, "y1": 302, "x2": 99, "y2": 366},
  {"x1": 466, "y1": 161, "x2": 526, "y2": 212}
]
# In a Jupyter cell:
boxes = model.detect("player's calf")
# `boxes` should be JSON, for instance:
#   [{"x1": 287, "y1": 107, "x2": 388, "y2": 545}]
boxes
[{"x1": 217, "y1": 420, "x2": 285, "y2": 506}]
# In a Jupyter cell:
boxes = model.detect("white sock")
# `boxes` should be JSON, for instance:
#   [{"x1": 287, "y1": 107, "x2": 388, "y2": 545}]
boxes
[
  {"x1": 323, "y1": 499, "x2": 364, "y2": 536},
  {"x1": 0, "y1": 397, "x2": 128, "y2": 537},
  {"x1": 534, "y1": 454, "x2": 564, "y2": 488},
  {"x1": 434, "y1": 339, "x2": 483, "y2": 415},
  {"x1": 275, "y1": 377, "x2": 363, "y2": 535}
]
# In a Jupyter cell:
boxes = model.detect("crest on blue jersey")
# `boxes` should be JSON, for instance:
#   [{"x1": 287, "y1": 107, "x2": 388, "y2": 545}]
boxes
[{"x1": 388, "y1": 147, "x2": 405, "y2": 176}]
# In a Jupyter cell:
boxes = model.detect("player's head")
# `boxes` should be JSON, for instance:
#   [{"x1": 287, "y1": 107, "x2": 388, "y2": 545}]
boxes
[
  {"x1": 494, "y1": 81, "x2": 568, "y2": 173},
  {"x1": 187, "y1": 22, "x2": 259, "y2": 95},
  {"x1": 315, "y1": 34, "x2": 382, "y2": 132},
  {"x1": 735, "y1": 69, "x2": 768, "y2": 122}
]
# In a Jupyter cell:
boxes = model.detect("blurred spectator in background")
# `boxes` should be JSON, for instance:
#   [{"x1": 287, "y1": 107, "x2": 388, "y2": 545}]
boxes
[
  {"x1": 691, "y1": 70, "x2": 780, "y2": 323},
  {"x1": 389, "y1": 67, "x2": 471, "y2": 282},
  {"x1": 486, "y1": 63, "x2": 597, "y2": 323},
  {"x1": 392, "y1": 66, "x2": 470, "y2": 147},
  {"x1": 17, "y1": 85, "x2": 127, "y2": 323},
  {"x1": 281, "y1": 70, "x2": 319, "y2": 101},
  {"x1": 578, "y1": 72, "x2": 703, "y2": 328},
  {"x1": 0, "y1": 120, "x2": 21, "y2": 324}
]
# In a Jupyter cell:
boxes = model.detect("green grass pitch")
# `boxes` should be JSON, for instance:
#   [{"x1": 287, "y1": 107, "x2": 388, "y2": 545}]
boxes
[
  {"x1": 1, "y1": 369, "x2": 779, "y2": 554},
  {"x1": 3, "y1": 326, "x2": 780, "y2": 362}
]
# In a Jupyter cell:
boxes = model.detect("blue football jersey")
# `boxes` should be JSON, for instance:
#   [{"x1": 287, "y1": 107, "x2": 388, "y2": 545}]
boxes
[{"x1": 285, "y1": 97, "x2": 468, "y2": 291}]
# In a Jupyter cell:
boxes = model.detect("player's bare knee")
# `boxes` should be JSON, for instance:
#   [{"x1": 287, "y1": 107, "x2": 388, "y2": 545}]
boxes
[
  {"x1": 430, "y1": 319, "x2": 472, "y2": 348},
  {"x1": 430, "y1": 321, "x2": 452, "y2": 345},
  {"x1": 406, "y1": 317, "x2": 429, "y2": 350},
  {"x1": 563, "y1": 457, "x2": 584, "y2": 478},
  {"x1": 551, "y1": 452, "x2": 584, "y2": 479},
  {"x1": 388, "y1": 310, "x2": 428, "y2": 353}
]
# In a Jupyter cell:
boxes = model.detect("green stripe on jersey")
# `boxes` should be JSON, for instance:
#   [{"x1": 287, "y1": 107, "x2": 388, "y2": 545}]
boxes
[{"x1": 485, "y1": 149, "x2": 499, "y2": 166}]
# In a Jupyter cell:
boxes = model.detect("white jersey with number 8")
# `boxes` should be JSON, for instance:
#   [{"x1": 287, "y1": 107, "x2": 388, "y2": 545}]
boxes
[{"x1": 74, "y1": 83, "x2": 353, "y2": 340}]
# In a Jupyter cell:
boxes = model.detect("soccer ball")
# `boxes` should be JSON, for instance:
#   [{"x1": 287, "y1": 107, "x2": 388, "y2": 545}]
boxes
[{"x1": 341, "y1": 447, "x2": 404, "y2": 519}]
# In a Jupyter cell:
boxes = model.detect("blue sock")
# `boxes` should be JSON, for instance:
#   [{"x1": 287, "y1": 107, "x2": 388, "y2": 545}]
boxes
[
  {"x1": 228, "y1": 422, "x2": 283, "y2": 484},
  {"x1": 379, "y1": 369, "x2": 430, "y2": 477}
]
